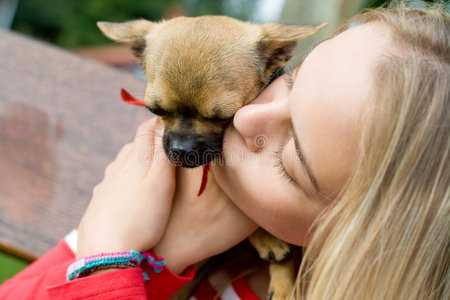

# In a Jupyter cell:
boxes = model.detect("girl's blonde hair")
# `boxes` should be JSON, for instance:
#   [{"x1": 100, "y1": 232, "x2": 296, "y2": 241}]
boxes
[{"x1": 299, "y1": 2, "x2": 449, "y2": 300}]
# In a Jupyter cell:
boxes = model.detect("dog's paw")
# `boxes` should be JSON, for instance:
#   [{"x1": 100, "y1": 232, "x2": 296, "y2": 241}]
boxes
[
  {"x1": 268, "y1": 287, "x2": 292, "y2": 300},
  {"x1": 263, "y1": 240, "x2": 291, "y2": 262},
  {"x1": 269, "y1": 289, "x2": 292, "y2": 300},
  {"x1": 268, "y1": 260, "x2": 295, "y2": 300},
  {"x1": 249, "y1": 229, "x2": 291, "y2": 262}
]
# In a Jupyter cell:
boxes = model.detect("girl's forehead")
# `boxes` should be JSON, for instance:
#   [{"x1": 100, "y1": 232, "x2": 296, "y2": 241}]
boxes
[
  {"x1": 294, "y1": 22, "x2": 387, "y2": 109},
  {"x1": 288, "y1": 23, "x2": 386, "y2": 197}
]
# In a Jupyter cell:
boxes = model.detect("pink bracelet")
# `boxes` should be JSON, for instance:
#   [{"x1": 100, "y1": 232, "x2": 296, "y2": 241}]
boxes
[{"x1": 66, "y1": 250, "x2": 165, "y2": 281}]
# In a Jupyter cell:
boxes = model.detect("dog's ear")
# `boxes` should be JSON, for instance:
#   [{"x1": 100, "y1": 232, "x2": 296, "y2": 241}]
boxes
[
  {"x1": 97, "y1": 19, "x2": 154, "y2": 58},
  {"x1": 258, "y1": 23, "x2": 327, "y2": 80}
]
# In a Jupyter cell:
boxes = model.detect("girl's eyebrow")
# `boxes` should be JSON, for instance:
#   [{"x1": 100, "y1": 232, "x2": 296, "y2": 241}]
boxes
[{"x1": 293, "y1": 119, "x2": 320, "y2": 193}]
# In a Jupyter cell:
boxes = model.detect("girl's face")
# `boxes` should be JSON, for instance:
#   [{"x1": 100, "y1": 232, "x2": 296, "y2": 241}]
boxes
[{"x1": 212, "y1": 23, "x2": 386, "y2": 246}]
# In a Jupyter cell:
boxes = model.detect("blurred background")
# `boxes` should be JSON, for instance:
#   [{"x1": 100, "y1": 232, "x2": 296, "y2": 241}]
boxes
[{"x1": 1, "y1": 0, "x2": 447, "y2": 76}]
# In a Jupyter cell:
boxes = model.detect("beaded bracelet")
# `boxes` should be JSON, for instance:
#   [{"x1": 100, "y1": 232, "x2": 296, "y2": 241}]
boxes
[{"x1": 66, "y1": 250, "x2": 165, "y2": 281}]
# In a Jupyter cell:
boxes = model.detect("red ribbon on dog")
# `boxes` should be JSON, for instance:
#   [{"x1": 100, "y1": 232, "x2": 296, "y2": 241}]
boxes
[
  {"x1": 121, "y1": 88, "x2": 146, "y2": 107},
  {"x1": 120, "y1": 88, "x2": 210, "y2": 196},
  {"x1": 197, "y1": 163, "x2": 210, "y2": 196}
]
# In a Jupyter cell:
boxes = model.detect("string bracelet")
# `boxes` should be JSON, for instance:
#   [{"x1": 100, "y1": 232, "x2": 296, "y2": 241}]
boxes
[{"x1": 66, "y1": 250, "x2": 165, "y2": 281}]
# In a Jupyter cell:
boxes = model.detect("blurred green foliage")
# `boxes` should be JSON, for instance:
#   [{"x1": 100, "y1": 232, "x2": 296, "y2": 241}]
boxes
[
  {"x1": 11, "y1": 0, "x2": 257, "y2": 49},
  {"x1": 0, "y1": 252, "x2": 28, "y2": 284},
  {"x1": 11, "y1": 0, "x2": 445, "y2": 49}
]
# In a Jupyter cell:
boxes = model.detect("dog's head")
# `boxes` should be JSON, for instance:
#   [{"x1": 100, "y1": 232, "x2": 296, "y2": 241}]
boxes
[{"x1": 98, "y1": 16, "x2": 325, "y2": 167}]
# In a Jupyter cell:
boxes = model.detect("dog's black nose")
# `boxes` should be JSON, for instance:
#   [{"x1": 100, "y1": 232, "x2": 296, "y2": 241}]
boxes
[
  {"x1": 163, "y1": 133, "x2": 222, "y2": 168},
  {"x1": 167, "y1": 139, "x2": 197, "y2": 166},
  {"x1": 169, "y1": 139, "x2": 196, "y2": 154}
]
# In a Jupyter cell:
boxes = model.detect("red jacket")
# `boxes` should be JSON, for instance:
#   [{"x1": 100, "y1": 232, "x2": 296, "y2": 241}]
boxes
[
  {"x1": 0, "y1": 238, "x2": 194, "y2": 299},
  {"x1": 0, "y1": 231, "x2": 260, "y2": 300}
]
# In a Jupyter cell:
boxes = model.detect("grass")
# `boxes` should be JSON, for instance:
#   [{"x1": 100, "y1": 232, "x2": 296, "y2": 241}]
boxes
[{"x1": 0, "y1": 252, "x2": 29, "y2": 284}]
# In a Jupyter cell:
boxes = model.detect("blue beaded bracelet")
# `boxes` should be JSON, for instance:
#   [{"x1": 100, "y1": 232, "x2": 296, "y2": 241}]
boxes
[{"x1": 66, "y1": 250, "x2": 165, "y2": 281}]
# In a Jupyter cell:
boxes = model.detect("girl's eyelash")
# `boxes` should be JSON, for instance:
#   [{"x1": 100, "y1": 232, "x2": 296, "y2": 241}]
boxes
[
  {"x1": 273, "y1": 144, "x2": 297, "y2": 185},
  {"x1": 283, "y1": 67, "x2": 295, "y2": 89}
]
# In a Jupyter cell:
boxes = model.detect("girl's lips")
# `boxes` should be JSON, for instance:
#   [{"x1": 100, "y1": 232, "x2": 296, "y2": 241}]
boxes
[{"x1": 120, "y1": 88, "x2": 210, "y2": 197}]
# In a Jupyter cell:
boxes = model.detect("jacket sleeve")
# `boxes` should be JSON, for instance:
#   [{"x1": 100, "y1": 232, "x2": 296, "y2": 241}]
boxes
[
  {"x1": 47, "y1": 255, "x2": 196, "y2": 300},
  {"x1": 0, "y1": 234, "x2": 195, "y2": 300}
]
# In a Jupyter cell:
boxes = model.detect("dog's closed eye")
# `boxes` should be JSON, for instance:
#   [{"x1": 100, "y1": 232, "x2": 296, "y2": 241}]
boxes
[
  {"x1": 147, "y1": 104, "x2": 233, "y2": 124},
  {"x1": 206, "y1": 116, "x2": 233, "y2": 123},
  {"x1": 146, "y1": 106, "x2": 169, "y2": 117}
]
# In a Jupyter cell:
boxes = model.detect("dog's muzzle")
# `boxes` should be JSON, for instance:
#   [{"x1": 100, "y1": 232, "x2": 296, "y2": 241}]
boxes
[{"x1": 163, "y1": 132, "x2": 222, "y2": 168}]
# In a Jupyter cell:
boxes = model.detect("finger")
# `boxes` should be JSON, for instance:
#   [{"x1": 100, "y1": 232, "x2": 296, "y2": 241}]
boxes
[
  {"x1": 148, "y1": 123, "x2": 175, "y2": 179},
  {"x1": 120, "y1": 118, "x2": 157, "y2": 172},
  {"x1": 103, "y1": 160, "x2": 120, "y2": 178},
  {"x1": 103, "y1": 143, "x2": 133, "y2": 175},
  {"x1": 150, "y1": 118, "x2": 166, "y2": 157},
  {"x1": 133, "y1": 118, "x2": 159, "y2": 151},
  {"x1": 92, "y1": 183, "x2": 101, "y2": 196},
  {"x1": 115, "y1": 143, "x2": 134, "y2": 164}
]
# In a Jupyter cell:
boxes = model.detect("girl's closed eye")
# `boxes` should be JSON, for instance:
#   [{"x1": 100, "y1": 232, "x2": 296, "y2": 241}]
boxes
[
  {"x1": 273, "y1": 137, "x2": 316, "y2": 196},
  {"x1": 273, "y1": 143, "x2": 297, "y2": 185}
]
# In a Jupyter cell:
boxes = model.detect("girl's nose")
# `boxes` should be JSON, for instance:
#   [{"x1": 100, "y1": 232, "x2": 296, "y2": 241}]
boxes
[{"x1": 233, "y1": 99, "x2": 290, "y2": 152}]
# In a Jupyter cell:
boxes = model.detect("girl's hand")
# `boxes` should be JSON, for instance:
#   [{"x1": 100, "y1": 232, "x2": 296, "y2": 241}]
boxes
[
  {"x1": 154, "y1": 167, "x2": 258, "y2": 274},
  {"x1": 77, "y1": 118, "x2": 175, "y2": 259}
]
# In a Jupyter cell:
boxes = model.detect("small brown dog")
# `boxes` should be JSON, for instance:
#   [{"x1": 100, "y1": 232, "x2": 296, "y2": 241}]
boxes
[{"x1": 98, "y1": 16, "x2": 324, "y2": 299}]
